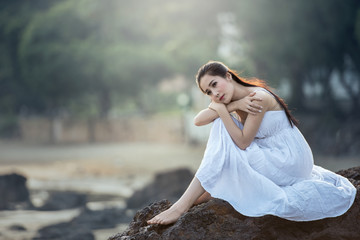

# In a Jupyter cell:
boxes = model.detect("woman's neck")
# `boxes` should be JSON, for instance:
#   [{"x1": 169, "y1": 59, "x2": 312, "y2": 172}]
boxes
[{"x1": 231, "y1": 81, "x2": 254, "y2": 101}]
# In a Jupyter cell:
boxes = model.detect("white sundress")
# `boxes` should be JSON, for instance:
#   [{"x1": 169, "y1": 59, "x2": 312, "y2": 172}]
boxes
[{"x1": 195, "y1": 91, "x2": 356, "y2": 221}]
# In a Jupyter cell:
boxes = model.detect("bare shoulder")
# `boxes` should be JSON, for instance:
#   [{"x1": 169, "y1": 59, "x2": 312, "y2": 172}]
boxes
[
  {"x1": 252, "y1": 90, "x2": 274, "y2": 109},
  {"x1": 253, "y1": 90, "x2": 282, "y2": 111}
]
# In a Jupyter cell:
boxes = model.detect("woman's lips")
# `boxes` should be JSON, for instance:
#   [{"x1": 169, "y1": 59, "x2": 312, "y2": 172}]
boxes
[{"x1": 220, "y1": 94, "x2": 224, "y2": 101}]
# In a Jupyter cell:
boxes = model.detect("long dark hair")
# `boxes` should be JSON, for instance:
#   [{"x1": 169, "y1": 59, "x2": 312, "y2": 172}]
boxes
[{"x1": 196, "y1": 61, "x2": 299, "y2": 127}]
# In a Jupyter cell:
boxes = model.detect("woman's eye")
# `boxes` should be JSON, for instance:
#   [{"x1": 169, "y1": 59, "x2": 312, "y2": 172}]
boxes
[
  {"x1": 206, "y1": 91, "x2": 212, "y2": 96},
  {"x1": 212, "y1": 82, "x2": 217, "y2": 87}
]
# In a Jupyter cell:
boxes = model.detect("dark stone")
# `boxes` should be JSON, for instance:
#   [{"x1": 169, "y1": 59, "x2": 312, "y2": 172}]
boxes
[
  {"x1": 73, "y1": 207, "x2": 133, "y2": 230},
  {"x1": 37, "y1": 190, "x2": 87, "y2": 211},
  {"x1": 33, "y1": 221, "x2": 95, "y2": 240},
  {"x1": 109, "y1": 167, "x2": 360, "y2": 240},
  {"x1": 0, "y1": 173, "x2": 32, "y2": 210},
  {"x1": 33, "y1": 206, "x2": 133, "y2": 240},
  {"x1": 126, "y1": 168, "x2": 193, "y2": 210},
  {"x1": 8, "y1": 224, "x2": 27, "y2": 231}
]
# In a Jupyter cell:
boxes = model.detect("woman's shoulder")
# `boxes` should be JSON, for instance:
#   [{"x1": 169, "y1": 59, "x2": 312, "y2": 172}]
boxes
[
  {"x1": 252, "y1": 89, "x2": 282, "y2": 111},
  {"x1": 251, "y1": 88, "x2": 272, "y2": 100},
  {"x1": 252, "y1": 87, "x2": 271, "y2": 94}
]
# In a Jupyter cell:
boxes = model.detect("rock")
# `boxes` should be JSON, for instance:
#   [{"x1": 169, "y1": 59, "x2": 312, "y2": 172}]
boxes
[
  {"x1": 126, "y1": 168, "x2": 193, "y2": 209},
  {"x1": 34, "y1": 221, "x2": 95, "y2": 240},
  {"x1": 8, "y1": 224, "x2": 27, "y2": 231},
  {"x1": 37, "y1": 190, "x2": 87, "y2": 211},
  {"x1": 72, "y1": 207, "x2": 133, "y2": 230},
  {"x1": 0, "y1": 173, "x2": 32, "y2": 210},
  {"x1": 34, "y1": 206, "x2": 133, "y2": 240},
  {"x1": 109, "y1": 167, "x2": 360, "y2": 240}
]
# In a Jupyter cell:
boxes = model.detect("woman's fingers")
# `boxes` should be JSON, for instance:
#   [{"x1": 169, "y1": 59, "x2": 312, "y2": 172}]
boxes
[
  {"x1": 249, "y1": 103, "x2": 263, "y2": 110},
  {"x1": 250, "y1": 96, "x2": 263, "y2": 102},
  {"x1": 247, "y1": 104, "x2": 262, "y2": 114}
]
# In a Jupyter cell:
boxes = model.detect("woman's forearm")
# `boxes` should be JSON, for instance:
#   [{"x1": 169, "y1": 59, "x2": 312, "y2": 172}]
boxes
[
  {"x1": 193, "y1": 108, "x2": 219, "y2": 126},
  {"x1": 217, "y1": 107, "x2": 247, "y2": 149},
  {"x1": 194, "y1": 104, "x2": 237, "y2": 126}
]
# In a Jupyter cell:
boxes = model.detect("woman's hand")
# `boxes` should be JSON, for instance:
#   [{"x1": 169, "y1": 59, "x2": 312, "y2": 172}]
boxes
[{"x1": 228, "y1": 92, "x2": 263, "y2": 115}]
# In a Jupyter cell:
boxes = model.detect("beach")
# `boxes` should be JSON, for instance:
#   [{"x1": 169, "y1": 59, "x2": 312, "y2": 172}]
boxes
[
  {"x1": 0, "y1": 141, "x2": 204, "y2": 239},
  {"x1": 0, "y1": 141, "x2": 358, "y2": 239}
]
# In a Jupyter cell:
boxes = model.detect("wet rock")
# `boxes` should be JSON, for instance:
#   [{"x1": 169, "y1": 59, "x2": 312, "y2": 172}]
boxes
[
  {"x1": 34, "y1": 206, "x2": 133, "y2": 240},
  {"x1": 8, "y1": 224, "x2": 27, "y2": 231},
  {"x1": 34, "y1": 221, "x2": 95, "y2": 240},
  {"x1": 110, "y1": 167, "x2": 360, "y2": 240},
  {"x1": 126, "y1": 168, "x2": 193, "y2": 210},
  {"x1": 0, "y1": 173, "x2": 32, "y2": 210},
  {"x1": 37, "y1": 190, "x2": 87, "y2": 211},
  {"x1": 73, "y1": 207, "x2": 133, "y2": 230}
]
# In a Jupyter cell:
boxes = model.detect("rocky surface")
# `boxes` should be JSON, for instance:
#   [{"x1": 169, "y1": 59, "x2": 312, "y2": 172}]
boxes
[
  {"x1": 34, "y1": 206, "x2": 133, "y2": 240},
  {"x1": 109, "y1": 166, "x2": 360, "y2": 240},
  {"x1": 126, "y1": 168, "x2": 193, "y2": 209},
  {"x1": 37, "y1": 190, "x2": 87, "y2": 211},
  {"x1": 0, "y1": 173, "x2": 32, "y2": 210}
]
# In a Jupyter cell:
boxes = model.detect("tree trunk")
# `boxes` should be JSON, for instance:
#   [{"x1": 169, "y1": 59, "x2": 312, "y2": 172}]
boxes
[
  {"x1": 289, "y1": 72, "x2": 305, "y2": 111},
  {"x1": 98, "y1": 87, "x2": 111, "y2": 119}
]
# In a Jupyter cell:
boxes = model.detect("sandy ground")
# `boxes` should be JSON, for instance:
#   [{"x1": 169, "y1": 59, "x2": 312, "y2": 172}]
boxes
[{"x1": 0, "y1": 141, "x2": 358, "y2": 240}]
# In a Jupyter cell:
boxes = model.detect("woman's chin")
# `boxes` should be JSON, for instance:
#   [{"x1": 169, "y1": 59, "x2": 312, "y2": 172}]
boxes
[{"x1": 224, "y1": 99, "x2": 232, "y2": 104}]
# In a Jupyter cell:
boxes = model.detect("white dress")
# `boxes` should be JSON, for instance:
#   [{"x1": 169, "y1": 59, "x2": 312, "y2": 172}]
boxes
[{"x1": 195, "y1": 94, "x2": 356, "y2": 221}]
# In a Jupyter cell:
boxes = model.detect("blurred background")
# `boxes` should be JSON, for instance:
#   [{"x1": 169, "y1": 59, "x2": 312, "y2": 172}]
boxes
[{"x1": 0, "y1": 0, "x2": 359, "y2": 239}]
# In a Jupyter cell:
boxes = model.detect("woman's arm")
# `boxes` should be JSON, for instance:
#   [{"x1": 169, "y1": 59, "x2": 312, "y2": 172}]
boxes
[
  {"x1": 193, "y1": 92, "x2": 263, "y2": 126},
  {"x1": 209, "y1": 91, "x2": 270, "y2": 150},
  {"x1": 193, "y1": 108, "x2": 220, "y2": 126}
]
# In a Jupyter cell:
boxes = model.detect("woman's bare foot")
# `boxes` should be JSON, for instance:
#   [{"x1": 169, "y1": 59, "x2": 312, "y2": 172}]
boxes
[
  {"x1": 147, "y1": 177, "x2": 205, "y2": 225},
  {"x1": 147, "y1": 204, "x2": 186, "y2": 225}
]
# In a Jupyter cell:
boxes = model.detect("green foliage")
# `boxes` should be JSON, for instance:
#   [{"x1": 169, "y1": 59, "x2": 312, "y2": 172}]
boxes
[
  {"x1": 8, "y1": 0, "x2": 221, "y2": 119},
  {"x1": 231, "y1": 0, "x2": 360, "y2": 112},
  {"x1": 1, "y1": 0, "x2": 360, "y2": 138}
]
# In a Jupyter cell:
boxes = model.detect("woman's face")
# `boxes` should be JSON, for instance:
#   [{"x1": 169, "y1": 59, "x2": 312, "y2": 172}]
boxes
[{"x1": 199, "y1": 73, "x2": 233, "y2": 104}]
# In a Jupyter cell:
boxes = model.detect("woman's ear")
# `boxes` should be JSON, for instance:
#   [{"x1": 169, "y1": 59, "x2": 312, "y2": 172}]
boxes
[{"x1": 226, "y1": 72, "x2": 232, "y2": 81}]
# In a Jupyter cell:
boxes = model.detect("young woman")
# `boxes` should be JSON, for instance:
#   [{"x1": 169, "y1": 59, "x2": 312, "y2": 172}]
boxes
[{"x1": 147, "y1": 61, "x2": 356, "y2": 225}]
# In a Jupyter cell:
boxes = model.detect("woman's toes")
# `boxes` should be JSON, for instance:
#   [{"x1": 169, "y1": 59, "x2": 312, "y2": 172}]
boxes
[{"x1": 147, "y1": 218, "x2": 155, "y2": 224}]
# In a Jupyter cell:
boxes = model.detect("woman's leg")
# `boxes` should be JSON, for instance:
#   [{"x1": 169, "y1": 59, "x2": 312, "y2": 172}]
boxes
[
  {"x1": 193, "y1": 191, "x2": 212, "y2": 205},
  {"x1": 147, "y1": 176, "x2": 205, "y2": 225}
]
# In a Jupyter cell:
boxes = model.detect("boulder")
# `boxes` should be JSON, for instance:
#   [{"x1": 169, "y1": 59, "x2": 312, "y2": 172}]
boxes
[
  {"x1": 126, "y1": 168, "x2": 193, "y2": 209},
  {"x1": 37, "y1": 190, "x2": 87, "y2": 211},
  {"x1": 109, "y1": 166, "x2": 360, "y2": 240},
  {"x1": 34, "y1": 206, "x2": 133, "y2": 240},
  {"x1": 0, "y1": 173, "x2": 32, "y2": 210},
  {"x1": 34, "y1": 221, "x2": 95, "y2": 240}
]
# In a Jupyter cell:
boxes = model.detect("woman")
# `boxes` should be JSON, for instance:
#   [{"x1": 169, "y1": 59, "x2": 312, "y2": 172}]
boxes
[{"x1": 147, "y1": 61, "x2": 356, "y2": 225}]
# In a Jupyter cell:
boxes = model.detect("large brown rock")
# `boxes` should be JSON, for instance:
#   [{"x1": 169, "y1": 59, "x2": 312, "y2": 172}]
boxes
[
  {"x1": 126, "y1": 168, "x2": 193, "y2": 210},
  {"x1": 109, "y1": 167, "x2": 360, "y2": 240}
]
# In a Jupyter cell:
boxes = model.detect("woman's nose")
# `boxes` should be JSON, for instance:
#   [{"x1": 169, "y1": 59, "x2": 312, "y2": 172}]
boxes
[{"x1": 212, "y1": 92, "x2": 219, "y2": 101}]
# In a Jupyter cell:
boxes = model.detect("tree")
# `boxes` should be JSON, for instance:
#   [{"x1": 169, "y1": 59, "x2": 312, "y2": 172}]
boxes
[
  {"x1": 0, "y1": 0, "x2": 56, "y2": 136},
  {"x1": 230, "y1": 0, "x2": 360, "y2": 115}
]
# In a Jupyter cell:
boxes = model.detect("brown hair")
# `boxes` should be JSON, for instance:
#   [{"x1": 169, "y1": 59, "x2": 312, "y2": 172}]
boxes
[{"x1": 196, "y1": 61, "x2": 299, "y2": 127}]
